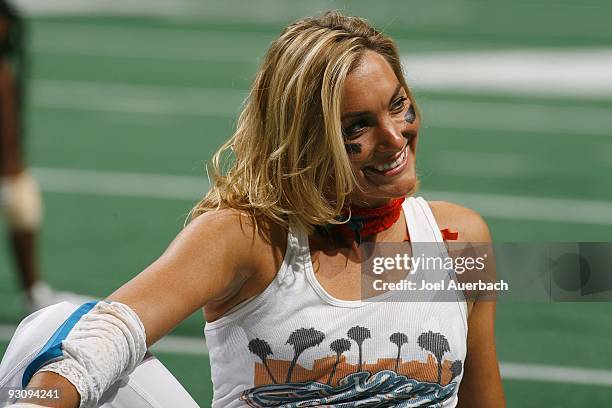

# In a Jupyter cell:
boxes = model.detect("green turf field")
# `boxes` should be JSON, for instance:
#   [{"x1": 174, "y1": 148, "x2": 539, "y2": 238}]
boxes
[{"x1": 1, "y1": 1, "x2": 612, "y2": 406}]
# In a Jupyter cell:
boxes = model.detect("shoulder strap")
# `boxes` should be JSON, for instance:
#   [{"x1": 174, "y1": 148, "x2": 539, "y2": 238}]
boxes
[
  {"x1": 402, "y1": 197, "x2": 445, "y2": 243},
  {"x1": 274, "y1": 219, "x2": 309, "y2": 286}
]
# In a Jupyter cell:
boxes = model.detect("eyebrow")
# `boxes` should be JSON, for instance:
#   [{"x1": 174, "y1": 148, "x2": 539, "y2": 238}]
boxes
[{"x1": 341, "y1": 83, "x2": 403, "y2": 120}]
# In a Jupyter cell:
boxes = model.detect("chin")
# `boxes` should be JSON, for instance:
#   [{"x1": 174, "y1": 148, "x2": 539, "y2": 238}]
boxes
[{"x1": 351, "y1": 168, "x2": 418, "y2": 206}]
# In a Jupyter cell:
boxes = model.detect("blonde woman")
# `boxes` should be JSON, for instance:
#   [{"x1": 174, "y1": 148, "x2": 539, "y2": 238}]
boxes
[{"x1": 0, "y1": 11, "x2": 505, "y2": 408}]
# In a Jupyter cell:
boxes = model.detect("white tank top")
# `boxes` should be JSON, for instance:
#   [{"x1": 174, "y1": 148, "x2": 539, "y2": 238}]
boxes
[{"x1": 204, "y1": 197, "x2": 468, "y2": 407}]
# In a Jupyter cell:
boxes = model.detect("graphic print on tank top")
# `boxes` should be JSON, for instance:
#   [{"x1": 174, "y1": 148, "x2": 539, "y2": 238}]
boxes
[{"x1": 241, "y1": 325, "x2": 463, "y2": 407}]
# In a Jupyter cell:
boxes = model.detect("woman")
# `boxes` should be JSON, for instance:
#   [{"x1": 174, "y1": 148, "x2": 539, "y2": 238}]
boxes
[{"x1": 2, "y1": 11, "x2": 505, "y2": 408}]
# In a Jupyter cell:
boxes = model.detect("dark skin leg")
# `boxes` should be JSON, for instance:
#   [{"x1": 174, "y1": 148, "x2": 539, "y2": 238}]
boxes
[
  {"x1": 8, "y1": 230, "x2": 38, "y2": 290},
  {"x1": 0, "y1": 61, "x2": 22, "y2": 175},
  {"x1": 1, "y1": 55, "x2": 39, "y2": 292}
]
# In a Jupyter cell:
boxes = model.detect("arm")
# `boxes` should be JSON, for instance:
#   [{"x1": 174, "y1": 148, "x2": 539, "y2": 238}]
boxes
[
  {"x1": 106, "y1": 209, "x2": 262, "y2": 346},
  {"x1": 430, "y1": 201, "x2": 506, "y2": 407},
  {"x1": 457, "y1": 294, "x2": 505, "y2": 407},
  {"x1": 21, "y1": 209, "x2": 268, "y2": 408}
]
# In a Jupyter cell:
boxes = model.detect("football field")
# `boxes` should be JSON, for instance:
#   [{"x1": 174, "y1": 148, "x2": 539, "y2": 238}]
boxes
[{"x1": 1, "y1": 1, "x2": 612, "y2": 406}]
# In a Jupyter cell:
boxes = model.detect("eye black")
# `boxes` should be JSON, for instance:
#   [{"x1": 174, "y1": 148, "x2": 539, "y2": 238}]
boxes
[
  {"x1": 343, "y1": 120, "x2": 367, "y2": 138},
  {"x1": 404, "y1": 104, "x2": 416, "y2": 124}
]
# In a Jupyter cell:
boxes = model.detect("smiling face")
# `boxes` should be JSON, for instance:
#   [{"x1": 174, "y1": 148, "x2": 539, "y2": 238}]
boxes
[{"x1": 341, "y1": 50, "x2": 420, "y2": 208}]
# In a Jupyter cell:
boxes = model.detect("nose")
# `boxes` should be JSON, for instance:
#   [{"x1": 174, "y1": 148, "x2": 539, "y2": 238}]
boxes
[{"x1": 374, "y1": 117, "x2": 406, "y2": 152}]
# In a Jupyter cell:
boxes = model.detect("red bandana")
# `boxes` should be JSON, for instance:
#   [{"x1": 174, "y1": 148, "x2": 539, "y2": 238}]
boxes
[
  {"x1": 312, "y1": 197, "x2": 406, "y2": 245},
  {"x1": 309, "y1": 198, "x2": 460, "y2": 246}
]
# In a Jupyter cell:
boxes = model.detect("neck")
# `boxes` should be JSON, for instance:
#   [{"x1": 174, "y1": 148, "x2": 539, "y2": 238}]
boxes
[{"x1": 313, "y1": 197, "x2": 406, "y2": 246}]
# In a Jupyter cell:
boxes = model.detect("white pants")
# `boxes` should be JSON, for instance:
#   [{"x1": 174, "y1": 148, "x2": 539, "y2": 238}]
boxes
[{"x1": 0, "y1": 302, "x2": 201, "y2": 408}]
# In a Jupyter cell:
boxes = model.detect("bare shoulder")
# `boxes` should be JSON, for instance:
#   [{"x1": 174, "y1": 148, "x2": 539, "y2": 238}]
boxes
[
  {"x1": 182, "y1": 208, "x2": 287, "y2": 271},
  {"x1": 428, "y1": 200, "x2": 491, "y2": 243},
  {"x1": 184, "y1": 208, "x2": 286, "y2": 243},
  {"x1": 185, "y1": 208, "x2": 259, "y2": 238}
]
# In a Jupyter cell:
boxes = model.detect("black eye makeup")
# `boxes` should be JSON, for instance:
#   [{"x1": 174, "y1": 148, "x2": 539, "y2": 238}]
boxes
[
  {"x1": 345, "y1": 143, "x2": 362, "y2": 155},
  {"x1": 404, "y1": 104, "x2": 416, "y2": 124},
  {"x1": 342, "y1": 119, "x2": 368, "y2": 138},
  {"x1": 342, "y1": 119, "x2": 367, "y2": 155}
]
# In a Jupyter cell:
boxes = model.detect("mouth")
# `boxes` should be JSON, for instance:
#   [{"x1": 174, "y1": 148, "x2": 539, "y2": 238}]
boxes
[{"x1": 363, "y1": 143, "x2": 410, "y2": 177}]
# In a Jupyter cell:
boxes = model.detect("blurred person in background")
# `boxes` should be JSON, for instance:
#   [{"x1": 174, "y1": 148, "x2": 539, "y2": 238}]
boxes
[{"x1": 0, "y1": 0, "x2": 89, "y2": 313}]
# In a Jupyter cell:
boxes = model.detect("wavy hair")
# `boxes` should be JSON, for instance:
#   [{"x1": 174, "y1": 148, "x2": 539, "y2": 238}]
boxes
[{"x1": 190, "y1": 11, "x2": 416, "y2": 234}]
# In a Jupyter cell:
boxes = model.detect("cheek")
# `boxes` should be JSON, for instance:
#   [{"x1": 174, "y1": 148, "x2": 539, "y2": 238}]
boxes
[
  {"x1": 345, "y1": 153, "x2": 371, "y2": 180},
  {"x1": 348, "y1": 157, "x2": 368, "y2": 175},
  {"x1": 344, "y1": 137, "x2": 376, "y2": 162},
  {"x1": 393, "y1": 111, "x2": 418, "y2": 135},
  {"x1": 397, "y1": 116, "x2": 420, "y2": 149}
]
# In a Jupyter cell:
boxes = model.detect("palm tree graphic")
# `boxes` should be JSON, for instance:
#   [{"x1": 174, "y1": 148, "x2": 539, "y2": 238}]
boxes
[
  {"x1": 389, "y1": 332, "x2": 409, "y2": 372},
  {"x1": 327, "y1": 338, "x2": 351, "y2": 385},
  {"x1": 285, "y1": 328, "x2": 325, "y2": 382},
  {"x1": 248, "y1": 338, "x2": 277, "y2": 384},
  {"x1": 347, "y1": 326, "x2": 371, "y2": 372},
  {"x1": 417, "y1": 331, "x2": 450, "y2": 384},
  {"x1": 449, "y1": 360, "x2": 463, "y2": 384}
]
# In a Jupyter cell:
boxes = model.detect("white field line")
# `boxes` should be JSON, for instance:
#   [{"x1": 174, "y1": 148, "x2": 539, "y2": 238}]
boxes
[
  {"x1": 1, "y1": 324, "x2": 611, "y2": 386},
  {"x1": 31, "y1": 167, "x2": 612, "y2": 226},
  {"x1": 402, "y1": 48, "x2": 612, "y2": 99},
  {"x1": 150, "y1": 334, "x2": 208, "y2": 356},
  {"x1": 32, "y1": 167, "x2": 209, "y2": 201},
  {"x1": 500, "y1": 362, "x2": 612, "y2": 387},
  {"x1": 30, "y1": 79, "x2": 612, "y2": 136}
]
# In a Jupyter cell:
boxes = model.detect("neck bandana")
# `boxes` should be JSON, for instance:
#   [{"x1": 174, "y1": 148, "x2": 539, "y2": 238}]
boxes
[{"x1": 313, "y1": 197, "x2": 406, "y2": 246}]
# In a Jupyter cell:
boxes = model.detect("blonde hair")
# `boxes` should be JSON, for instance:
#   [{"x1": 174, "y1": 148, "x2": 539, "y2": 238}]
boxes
[{"x1": 190, "y1": 11, "x2": 416, "y2": 234}]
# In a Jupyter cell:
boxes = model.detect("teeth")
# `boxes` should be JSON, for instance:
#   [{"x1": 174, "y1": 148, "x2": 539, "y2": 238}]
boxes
[{"x1": 373, "y1": 148, "x2": 406, "y2": 172}]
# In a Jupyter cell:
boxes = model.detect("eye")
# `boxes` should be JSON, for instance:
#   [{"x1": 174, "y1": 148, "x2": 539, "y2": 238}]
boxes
[
  {"x1": 391, "y1": 96, "x2": 408, "y2": 113},
  {"x1": 343, "y1": 120, "x2": 368, "y2": 138}
]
